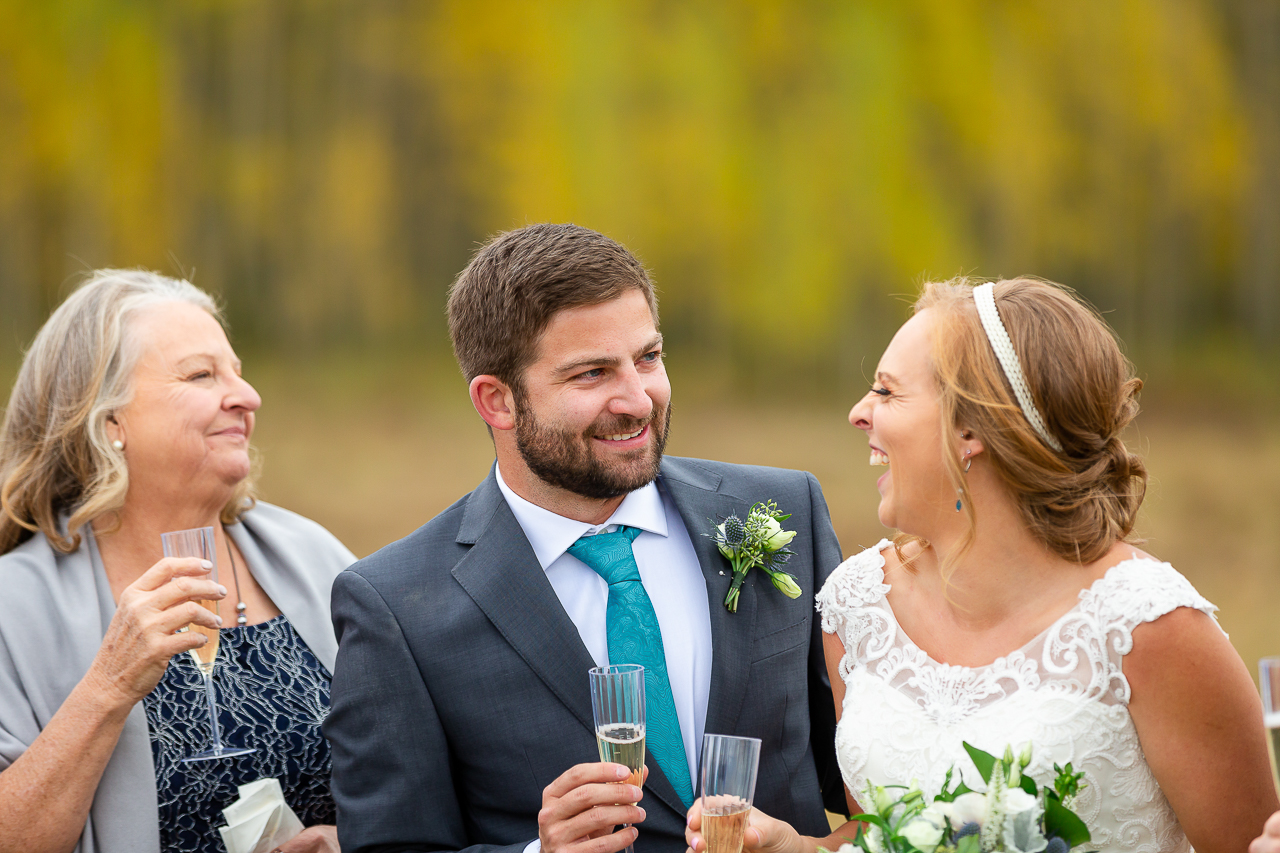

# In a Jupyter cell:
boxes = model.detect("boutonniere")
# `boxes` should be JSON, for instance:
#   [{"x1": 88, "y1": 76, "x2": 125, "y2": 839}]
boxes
[{"x1": 707, "y1": 500, "x2": 801, "y2": 613}]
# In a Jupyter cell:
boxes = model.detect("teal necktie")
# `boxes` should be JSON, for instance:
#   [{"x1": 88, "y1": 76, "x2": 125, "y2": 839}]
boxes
[{"x1": 568, "y1": 526, "x2": 694, "y2": 807}]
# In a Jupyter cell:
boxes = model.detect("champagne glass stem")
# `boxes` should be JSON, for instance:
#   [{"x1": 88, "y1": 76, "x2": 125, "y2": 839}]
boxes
[{"x1": 201, "y1": 670, "x2": 226, "y2": 755}]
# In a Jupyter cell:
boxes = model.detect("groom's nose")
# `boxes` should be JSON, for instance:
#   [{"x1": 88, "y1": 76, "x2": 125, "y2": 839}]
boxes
[{"x1": 609, "y1": 365, "x2": 660, "y2": 420}]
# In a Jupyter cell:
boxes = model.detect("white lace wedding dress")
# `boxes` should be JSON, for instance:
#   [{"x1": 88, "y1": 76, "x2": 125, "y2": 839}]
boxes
[{"x1": 816, "y1": 540, "x2": 1220, "y2": 853}]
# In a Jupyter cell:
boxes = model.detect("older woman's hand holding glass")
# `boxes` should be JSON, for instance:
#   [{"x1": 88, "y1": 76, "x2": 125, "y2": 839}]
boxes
[{"x1": 0, "y1": 270, "x2": 352, "y2": 853}]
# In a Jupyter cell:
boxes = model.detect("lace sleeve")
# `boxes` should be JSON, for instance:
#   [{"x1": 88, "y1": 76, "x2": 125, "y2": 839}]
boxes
[
  {"x1": 816, "y1": 540, "x2": 893, "y2": 644},
  {"x1": 1066, "y1": 556, "x2": 1221, "y2": 705},
  {"x1": 1079, "y1": 557, "x2": 1221, "y2": 651}
]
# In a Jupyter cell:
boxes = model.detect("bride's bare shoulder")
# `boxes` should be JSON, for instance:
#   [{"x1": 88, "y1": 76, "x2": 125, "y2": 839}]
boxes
[
  {"x1": 880, "y1": 537, "x2": 929, "y2": 580},
  {"x1": 1085, "y1": 539, "x2": 1160, "y2": 582}
]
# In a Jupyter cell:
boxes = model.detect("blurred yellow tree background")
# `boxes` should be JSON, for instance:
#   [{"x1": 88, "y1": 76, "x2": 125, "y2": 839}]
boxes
[{"x1": 2, "y1": 1, "x2": 1280, "y2": 662}]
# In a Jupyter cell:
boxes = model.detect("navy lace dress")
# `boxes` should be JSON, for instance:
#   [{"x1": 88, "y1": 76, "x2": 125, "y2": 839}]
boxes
[{"x1": 142, "y1": 616, "x2": 335, "y2": 853}]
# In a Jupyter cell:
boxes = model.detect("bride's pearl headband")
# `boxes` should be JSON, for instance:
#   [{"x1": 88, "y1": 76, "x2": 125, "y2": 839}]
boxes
[{"x1": 972, "y1": 282, "x2": 1064, "y2": 452}]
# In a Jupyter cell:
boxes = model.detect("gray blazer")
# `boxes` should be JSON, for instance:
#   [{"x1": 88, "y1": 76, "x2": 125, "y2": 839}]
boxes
[
  {"x1": 0, "y1": 502, "x2": 355, "y2": 853},
  {"x1": 327, "y1": 457, "x2": 845, "y2": 853}
]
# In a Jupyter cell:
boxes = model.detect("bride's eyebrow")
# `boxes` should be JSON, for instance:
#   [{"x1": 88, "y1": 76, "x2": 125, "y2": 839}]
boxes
[{"x1": 875, "y1": 371, "x2": 900, "y2": 385}]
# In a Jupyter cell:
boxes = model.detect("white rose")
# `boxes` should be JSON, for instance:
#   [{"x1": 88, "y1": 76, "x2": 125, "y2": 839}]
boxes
[
  {"x1": 900, "y1": 815, "x2": 945, "y2": 852},
  {"x1": 918, "y1": 803, "x2": 948, "y2": 827},
  {"x1": 1001, "y1": 787, "x2": 1038, "y2": 817},
  {"x1": 938, "y1": 791, "x2": 987, "y2": 828},
  {"x1": 760, "y1": 517, "x2": 796, "y2": 551}
]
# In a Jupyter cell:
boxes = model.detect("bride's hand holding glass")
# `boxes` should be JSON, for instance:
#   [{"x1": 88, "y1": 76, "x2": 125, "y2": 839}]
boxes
[
  {"x1": 684, "y1": 801, "x2": 807, "y2": 853},
  {"x1": 85, "y1": 555, "x2": 226, "y2": 707}
]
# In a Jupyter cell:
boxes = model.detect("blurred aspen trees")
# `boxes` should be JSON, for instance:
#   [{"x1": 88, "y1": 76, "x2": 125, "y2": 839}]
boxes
[{"x1": 0, "y1": 0, "x2": 1276, "y2": 391}]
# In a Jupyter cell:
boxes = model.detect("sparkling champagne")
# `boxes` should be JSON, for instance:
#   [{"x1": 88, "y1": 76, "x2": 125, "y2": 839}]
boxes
[
  {"x1": 1266, "y1": 713, "x2": 1280, "y2": 791},
  {"x1": 596, "y1": 723, "x2": 645, "y2": 787},
  {"x1": 186, "y1": 598, "x2": 220, "y2": 673},
  {"x1": 702, "y1": 796, "x2": 751, "y2": 853}
]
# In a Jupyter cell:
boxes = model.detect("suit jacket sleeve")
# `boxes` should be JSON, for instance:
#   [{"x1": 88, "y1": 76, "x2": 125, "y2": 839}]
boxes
[
  {"x1": 804, "y1": 471, "x2": 847, "y2": 815},
  {"x1": 326, "y1": 568, "x2": 531, "y2": 853}
]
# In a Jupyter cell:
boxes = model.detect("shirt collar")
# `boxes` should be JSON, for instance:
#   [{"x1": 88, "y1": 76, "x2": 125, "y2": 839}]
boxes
[{"x1": 495, "y1": 463, "x2": 669, "y2": 571}]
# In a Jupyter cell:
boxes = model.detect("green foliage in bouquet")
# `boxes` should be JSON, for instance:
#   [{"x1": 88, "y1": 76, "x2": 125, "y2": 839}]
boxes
[{"x1": 827, "y1": 742, "x2": 1089, "y2": 853}]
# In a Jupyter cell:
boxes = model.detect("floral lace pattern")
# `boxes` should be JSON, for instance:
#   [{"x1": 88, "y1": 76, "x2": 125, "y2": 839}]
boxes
[
  {"x1": 143, "y1": 616, "x2": 335, "y2": 853},
  {"x1": 817, "y1": 540, "x2": 1218, "y2": 853}
]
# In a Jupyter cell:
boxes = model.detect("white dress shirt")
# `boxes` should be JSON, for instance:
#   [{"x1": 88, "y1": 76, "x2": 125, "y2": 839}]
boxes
[{"x1": 495, "y1": 464, "x2": 713, "y2": 789}]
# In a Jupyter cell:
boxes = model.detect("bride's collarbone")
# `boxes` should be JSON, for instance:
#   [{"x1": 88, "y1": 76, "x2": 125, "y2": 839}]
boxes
[{"x1": 884, "y1": 563, "x2": 1106, "y2": 668}]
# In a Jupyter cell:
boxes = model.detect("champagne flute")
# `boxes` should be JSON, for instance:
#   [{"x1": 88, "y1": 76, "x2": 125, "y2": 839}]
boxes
[
  {"x1": 1260, "y1": 657, "x2": 1280, "y2": 793},
  {"x1": 162, "y1": 527, "x2": 254, "y2": 763},
  {"x1": 699, "y1": 734, "x2": 761, "y2": 853},
  {"x1": 589, "y1": 664, "x2": 645, "y2": 853}
]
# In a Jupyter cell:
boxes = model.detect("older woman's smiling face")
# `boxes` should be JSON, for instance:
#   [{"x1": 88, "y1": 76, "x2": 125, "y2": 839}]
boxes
[{"x1": 112, "y1": 301, "x2": 261, "y2": 506}]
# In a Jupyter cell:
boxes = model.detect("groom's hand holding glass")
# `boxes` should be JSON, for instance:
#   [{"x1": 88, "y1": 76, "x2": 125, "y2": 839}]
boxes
[{"x1": 537, "y1": 762, "x2": 647, "y2": 853}]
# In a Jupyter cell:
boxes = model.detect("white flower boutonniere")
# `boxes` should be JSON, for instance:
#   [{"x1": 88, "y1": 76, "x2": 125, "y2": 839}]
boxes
[{"x1": 707, "y1": 500, "x2": 800, "y2": 613}]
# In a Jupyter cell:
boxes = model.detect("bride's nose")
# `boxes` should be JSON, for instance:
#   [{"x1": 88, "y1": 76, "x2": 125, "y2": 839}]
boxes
[{"x1": 849, "y1": 394, "x2": 873, "y2": 431}]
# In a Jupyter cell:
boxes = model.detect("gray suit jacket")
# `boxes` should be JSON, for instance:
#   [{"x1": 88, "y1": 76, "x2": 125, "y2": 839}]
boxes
[{"x1": 327, "y1": 457, "x2": 844, "y2": 853}]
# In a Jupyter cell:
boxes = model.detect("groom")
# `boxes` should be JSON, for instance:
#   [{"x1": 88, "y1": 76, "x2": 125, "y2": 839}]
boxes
[{"x1": 326, "y1": 223, "x2": 845, "y2": 853}]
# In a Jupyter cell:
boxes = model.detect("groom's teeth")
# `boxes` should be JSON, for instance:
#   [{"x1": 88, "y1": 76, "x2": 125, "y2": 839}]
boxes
[
  {"x1": 869, "y1": 450, "x2": 890, "y2": 466},
  {"x1": 603, "y1": 428, "x2": 644, "y2": 441}
]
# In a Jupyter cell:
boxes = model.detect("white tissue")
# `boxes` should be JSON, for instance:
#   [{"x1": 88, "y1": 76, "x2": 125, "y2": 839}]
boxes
[{"x1": 217, "y1": 777, "x2": 305, "y2": 853}]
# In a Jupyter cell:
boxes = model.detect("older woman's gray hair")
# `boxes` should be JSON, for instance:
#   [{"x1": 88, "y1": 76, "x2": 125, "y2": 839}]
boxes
[{"x1": 0, "y1": 269, "x2": 257, "y2": 555}]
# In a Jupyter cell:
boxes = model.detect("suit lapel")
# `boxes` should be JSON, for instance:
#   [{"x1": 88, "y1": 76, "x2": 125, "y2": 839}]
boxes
[
  {"x1": 450, "y1": 463, "x2": 760, "y2": 821},
  {"x1": 451, "y1": 471, "x2": 692, "y2": 817},
  {"x1": 658, "y1": 460, "x2": 759, "y2": 747},
  {"x1": 450, "y1": 471, "x2": 599, "y2": 734}
]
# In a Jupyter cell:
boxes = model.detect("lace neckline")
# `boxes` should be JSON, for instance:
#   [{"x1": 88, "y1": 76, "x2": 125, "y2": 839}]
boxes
[{"x1": 868, "y1": 539, "x2": 1166, "y2": 672}]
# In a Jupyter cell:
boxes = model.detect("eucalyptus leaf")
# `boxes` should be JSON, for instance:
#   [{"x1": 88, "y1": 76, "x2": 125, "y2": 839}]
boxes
[
  {"x1": 963, "y1": 742, "x2": 997, "y2": 785},
  {"x1": 1044, "y1": 795, "x2": 1091, "y2": 847}
]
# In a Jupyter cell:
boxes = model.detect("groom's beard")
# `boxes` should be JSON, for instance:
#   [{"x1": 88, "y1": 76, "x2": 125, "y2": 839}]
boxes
[{"x1": 514, "y1": 403, "x2": 671, "y2": 500}]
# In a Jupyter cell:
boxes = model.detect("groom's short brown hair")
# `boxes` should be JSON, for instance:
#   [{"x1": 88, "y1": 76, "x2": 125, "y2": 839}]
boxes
[{"x1": 447, "y1": 223, "x2": 658, "y2": 396}]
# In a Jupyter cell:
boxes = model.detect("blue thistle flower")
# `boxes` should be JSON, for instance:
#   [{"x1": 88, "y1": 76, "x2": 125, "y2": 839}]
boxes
[
  {"x1": 1044, "y1": 837, "x2": 1069, "y2": 853},
  {"x1": 954, "y1": 822, "x2": 980, "y2": 839},
  {"x1": 723, "y1": 515, "x2": 746, "y2": 547}
]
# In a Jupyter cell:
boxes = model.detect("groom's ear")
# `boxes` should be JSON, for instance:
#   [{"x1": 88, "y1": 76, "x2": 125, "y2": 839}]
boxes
[{"x1": 470, "y1": 375, "x2": 517, "y2": 432}]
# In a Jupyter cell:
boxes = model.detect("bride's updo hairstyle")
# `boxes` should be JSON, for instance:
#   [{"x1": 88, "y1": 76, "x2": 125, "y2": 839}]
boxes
[{"x1": 919, "y1": 276, "x2": 1146, "y2": 564}]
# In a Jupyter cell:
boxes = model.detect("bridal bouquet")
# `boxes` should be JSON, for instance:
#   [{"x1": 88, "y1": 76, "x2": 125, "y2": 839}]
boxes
[{"x1": 832, "y1": 743, "x2": 1090, "y2": 853}]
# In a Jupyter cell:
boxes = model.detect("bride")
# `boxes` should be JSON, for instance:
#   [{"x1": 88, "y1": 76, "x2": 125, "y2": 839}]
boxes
[{"x1": 687, "y1": 277, "x2": 1277, "y2": 853}]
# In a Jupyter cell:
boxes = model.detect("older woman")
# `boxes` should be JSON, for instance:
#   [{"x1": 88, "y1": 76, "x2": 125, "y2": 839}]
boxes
[
  {"x1": 688, "y1": 277, "x2": 1278, "y2": 853},
  {"x1": 0, "y1": 270, "x2": 353, "y2": 853}
]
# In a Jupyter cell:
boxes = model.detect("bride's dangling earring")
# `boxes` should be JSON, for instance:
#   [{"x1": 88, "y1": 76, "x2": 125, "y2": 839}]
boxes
[{"x1": 955, "y1": 448, "x2": 972, "y2": 512}]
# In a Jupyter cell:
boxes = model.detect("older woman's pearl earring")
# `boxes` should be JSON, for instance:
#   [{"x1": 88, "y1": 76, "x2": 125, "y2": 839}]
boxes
[{"x1": 112, "y1": 440, "x2": 124, "y2": 451}]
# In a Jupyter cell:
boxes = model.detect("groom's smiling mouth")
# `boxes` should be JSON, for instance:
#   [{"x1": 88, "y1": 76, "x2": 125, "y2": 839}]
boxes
[
  {"x1": 593, "y1": 422, "x2": 645, "y2": 440},
  {"x1": 600, "y1": 427, "x2": 645, "y2": 442}
]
